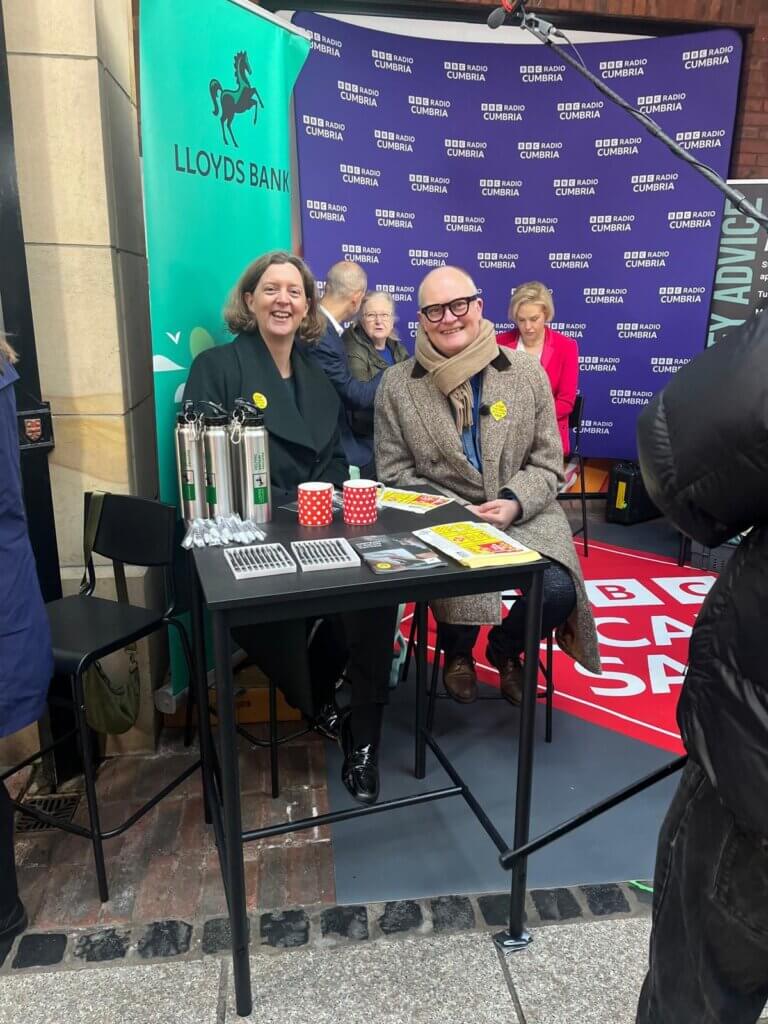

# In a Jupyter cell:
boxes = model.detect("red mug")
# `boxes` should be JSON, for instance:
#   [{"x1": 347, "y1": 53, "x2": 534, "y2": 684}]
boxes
[
  {"x1": 297, "y1": 482, "x2": 334, "y2": 527},
  {"x1": 343, "y1": 479, "x2": 378, "y2": 526}
]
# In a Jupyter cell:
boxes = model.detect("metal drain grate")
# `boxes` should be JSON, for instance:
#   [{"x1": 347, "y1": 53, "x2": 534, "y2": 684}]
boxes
[{"x1": 15, "y1": 793, "x2": 80, "y2": 834}]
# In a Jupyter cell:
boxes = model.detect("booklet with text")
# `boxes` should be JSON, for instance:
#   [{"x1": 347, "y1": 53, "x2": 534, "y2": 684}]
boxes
[
  {"x1": 413, "y1": 521, "x2": 540, "y2": 569},
  {"x1": 377, "y1": 487, "x2": 453, "y2": 514},
  {"x1": 352, "y1": 533, "x2": 446, "y2": 573}
]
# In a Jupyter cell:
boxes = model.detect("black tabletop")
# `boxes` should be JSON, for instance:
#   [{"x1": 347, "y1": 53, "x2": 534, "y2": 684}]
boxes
[{"x1": 192, "y1": 496, "x2": 548, "y2": 623}]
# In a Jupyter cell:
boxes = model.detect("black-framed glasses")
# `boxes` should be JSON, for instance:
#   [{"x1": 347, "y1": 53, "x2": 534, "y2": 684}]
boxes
[{"x1": 420, "y1": 294, "x2": 479, "y2": 323}]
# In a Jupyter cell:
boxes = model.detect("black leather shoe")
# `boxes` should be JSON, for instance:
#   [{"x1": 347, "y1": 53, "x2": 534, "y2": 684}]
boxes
[
  {"x1": 312, "y1": 702, "x2": 343, "y2": 742},
  {"x1": 0, "y1": 899, "x2": 27, "y2": 945},
  {"x1": 341, "y1": 713, "x2": 380, "y2": 805}
]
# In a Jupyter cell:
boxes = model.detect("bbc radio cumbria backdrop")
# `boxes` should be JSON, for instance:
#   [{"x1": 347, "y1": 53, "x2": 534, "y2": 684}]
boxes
[{"x1": 293, "y1": 15, "x2": 741, "y2": 459}]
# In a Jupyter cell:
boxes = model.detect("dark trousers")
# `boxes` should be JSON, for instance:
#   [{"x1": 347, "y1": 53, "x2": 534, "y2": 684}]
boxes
[
  {"x1": 0, "y1": 781, "x2": 18, "y2": 916},
  {"x1": 234, "y1": 606, "x2": 398, "y2": 718},
  {"x1": 637, "y1": 762, "x2": 768, "y2": 1024},
  {"x1": 440, "y1": 562, "x2": 576, "y2": 661}
]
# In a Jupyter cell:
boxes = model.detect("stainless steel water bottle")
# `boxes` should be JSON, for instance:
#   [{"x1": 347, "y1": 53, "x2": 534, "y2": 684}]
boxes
[
  {"x1": 203, "y1": 408, "x2": 236, "y2": 517},
  {"x1": 174, "y1": 401, "x2": 206, "y2": 520},
  {"x1": 232, "y1": 400, "x2": 271, "y2": 523}
]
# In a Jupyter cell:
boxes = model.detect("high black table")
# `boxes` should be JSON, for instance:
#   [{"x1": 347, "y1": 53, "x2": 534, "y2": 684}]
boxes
[{"x1": 189, "y1": 501, "x2": 548, "y2": 1017}]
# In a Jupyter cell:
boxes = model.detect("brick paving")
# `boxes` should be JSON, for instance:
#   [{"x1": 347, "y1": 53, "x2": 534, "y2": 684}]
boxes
[{"x1": 12, "y1": 728, "x2": 336, "y2": 936}]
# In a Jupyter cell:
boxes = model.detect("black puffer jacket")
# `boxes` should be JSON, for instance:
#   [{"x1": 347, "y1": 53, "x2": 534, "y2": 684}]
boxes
[{"x1": 637, "y1": 312, "x2": 768, "y2": 837}]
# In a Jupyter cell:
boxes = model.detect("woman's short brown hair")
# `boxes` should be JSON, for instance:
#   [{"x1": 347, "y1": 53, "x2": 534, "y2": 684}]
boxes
[
  {"x1": 223, "y1": 251, "x2": 326, "y2": 343},
  {"x1": 508, "y1": 281, "x2": 555, "y2": 323}
]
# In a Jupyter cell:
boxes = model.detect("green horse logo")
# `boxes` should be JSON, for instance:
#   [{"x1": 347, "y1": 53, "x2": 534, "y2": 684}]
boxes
[{"x1": 209, "y1": 50, "x2": 264, "y2": 147}]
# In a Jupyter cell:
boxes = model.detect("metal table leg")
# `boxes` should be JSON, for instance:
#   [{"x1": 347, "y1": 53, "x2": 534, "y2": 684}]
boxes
[
  {"x1": 495, "y1": 569, "x2": 544, "y2": 952},
  {"x1": 414, "y1": 601, "x2": 428, "y2": 780},
  {"x1": 213, "y1": 611, "x2": 252, "y2": 1016},
  {"x1": 189, "y1": 557, "x2": 215, "y2": 824}
]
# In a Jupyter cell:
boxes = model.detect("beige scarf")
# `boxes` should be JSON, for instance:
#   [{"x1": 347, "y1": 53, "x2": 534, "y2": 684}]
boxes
[{"x1": 415, "y1": 318, "x2": 499, "y2": 431}]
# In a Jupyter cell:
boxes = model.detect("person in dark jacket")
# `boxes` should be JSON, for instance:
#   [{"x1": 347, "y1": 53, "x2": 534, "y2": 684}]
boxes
[
  {"x1": 635, "y1": 311, "x2": 768, "y2": 1024},
  {"x1": 184, "y1": 252, "x2": 396, "y2": 804},
  {"x1": 0, "y1": 336, "x2": 53, "y2": 944},
  {"x1": 342, "y1": 290, "x2": 409, "y2": 472},
  {"x1": 308, "y1": 261, "x2": 384, "y2": 478}
]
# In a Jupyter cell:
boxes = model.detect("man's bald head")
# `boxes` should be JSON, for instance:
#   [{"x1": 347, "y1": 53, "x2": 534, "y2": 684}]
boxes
[{"x1": 418, "y1": 266, "x2": 478, "y2": 307}]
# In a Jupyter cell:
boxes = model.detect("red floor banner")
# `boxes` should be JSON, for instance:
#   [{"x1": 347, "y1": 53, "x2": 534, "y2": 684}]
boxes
[{"x1": 402, "y1": 540, "x2": 716, "y2": 754}]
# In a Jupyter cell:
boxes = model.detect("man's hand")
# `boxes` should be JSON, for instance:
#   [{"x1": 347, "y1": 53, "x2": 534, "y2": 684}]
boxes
[{"x1": 467, "y1": 498, "x2": 521, "y2": 531}]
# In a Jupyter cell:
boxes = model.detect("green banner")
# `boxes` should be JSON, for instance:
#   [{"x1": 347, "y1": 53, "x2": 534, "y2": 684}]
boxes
[{"x1": 140, "y1": 0, "x2": 309, "y2": 691}]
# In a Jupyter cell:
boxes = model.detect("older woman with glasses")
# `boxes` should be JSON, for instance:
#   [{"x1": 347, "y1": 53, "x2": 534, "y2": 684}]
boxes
[
  {"x1": 342, "y1": 290, "x2": 409, "y2": 479},
  {"x1": 375, "y1": 265, "x2": 599, "y2": 706}
]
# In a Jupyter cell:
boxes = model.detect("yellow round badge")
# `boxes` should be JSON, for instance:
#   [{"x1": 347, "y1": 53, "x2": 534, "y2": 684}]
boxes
[
  {"x1": 375, "y1": 562, "x2": 393, "y2": 570},
  {"x1": 490, "y1": 400, "x2": 507, "y2": 421},
  {"x1": 252, "y1": 392, "x2": 268, "y2": 410}
]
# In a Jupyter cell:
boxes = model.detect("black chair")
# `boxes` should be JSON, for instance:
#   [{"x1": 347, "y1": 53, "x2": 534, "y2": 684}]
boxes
[
  {"x1": 1, "y1": 493, "x2": 201, "y2": 903},
  {"x1": 558, "y1": 393, "x2": 589, "y2": 556},
  {"x1": 402, "y1": 604, "x2": 556, "y2": 744}
]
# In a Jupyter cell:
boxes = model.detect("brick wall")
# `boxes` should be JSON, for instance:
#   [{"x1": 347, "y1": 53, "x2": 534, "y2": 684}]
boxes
[{"x1": 463, "y1": 0, "x2": 768, "y2": 178}]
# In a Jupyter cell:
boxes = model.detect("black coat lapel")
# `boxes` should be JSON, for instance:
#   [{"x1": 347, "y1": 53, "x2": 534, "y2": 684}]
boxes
[
  {"x1": 234, "y1": 334, "x2": 313, "y2": 450},
  {"x1": 233, "y1": 333, "x2": 338, "y2": 454}
]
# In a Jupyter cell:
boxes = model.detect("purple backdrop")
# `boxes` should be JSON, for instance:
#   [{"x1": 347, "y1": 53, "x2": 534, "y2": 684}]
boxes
[{"x1": 293, "y1": 15, "x2": 741, "y2": 458}]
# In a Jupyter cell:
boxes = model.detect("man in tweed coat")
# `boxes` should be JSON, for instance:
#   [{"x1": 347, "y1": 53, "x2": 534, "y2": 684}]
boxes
[{"x1": 375, "y1": 266, "x2": 600, "y2": 703}]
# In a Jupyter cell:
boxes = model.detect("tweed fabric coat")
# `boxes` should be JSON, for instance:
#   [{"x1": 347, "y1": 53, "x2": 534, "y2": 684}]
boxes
[{"x1": 375, "y1": 347, "x2": 600, "y2": 674}]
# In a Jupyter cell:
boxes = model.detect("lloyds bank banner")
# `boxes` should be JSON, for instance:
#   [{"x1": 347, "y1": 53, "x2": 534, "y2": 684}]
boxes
[
  {"x1": 140, "y1": 0, "x2": 309, "y2": 692},
  {"x1": 140, "y1": 0, "x2": 309, "y2": 511}
]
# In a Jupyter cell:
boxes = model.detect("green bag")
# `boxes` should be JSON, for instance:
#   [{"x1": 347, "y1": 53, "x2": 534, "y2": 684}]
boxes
[{"x1": 80, "y1": 493, "x2": 141, "y2": 734}]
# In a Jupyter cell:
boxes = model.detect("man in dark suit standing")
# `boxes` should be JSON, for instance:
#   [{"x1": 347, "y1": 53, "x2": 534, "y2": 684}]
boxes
[{"x1": 309, "y1": 261, "x2": 384, "y2": 478}]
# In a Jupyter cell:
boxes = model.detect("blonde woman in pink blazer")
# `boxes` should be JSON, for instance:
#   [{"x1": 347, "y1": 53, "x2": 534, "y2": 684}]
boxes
[{"x1": 497, "y1": 281, "x2": 579, "y2": 455}]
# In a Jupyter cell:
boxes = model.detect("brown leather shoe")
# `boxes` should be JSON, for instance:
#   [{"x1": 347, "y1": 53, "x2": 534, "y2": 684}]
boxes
[
  {"x1": 443, "y1": 654, "x2": 478, "y2": 704},
  {"x1": 486, "y1": 645, "x2": 524, "y2": 705}
]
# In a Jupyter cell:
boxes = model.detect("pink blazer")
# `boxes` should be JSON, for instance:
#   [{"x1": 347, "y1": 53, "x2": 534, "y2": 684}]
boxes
[{"x1": 496, "y1": 326, "x2": 579, "y2": 454}]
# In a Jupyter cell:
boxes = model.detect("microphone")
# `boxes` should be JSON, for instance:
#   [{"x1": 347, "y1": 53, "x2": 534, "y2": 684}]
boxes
[{"x1": 487, "y1": 0, "x2": 524, "y2": 29}]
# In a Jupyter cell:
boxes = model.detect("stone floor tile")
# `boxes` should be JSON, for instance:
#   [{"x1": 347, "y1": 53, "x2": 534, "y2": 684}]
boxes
[
  {"x1": 95, "y1": 757, "x2": 143, "y2": 803},
  {"x1": 260, "y1": 909, "x2": 309, "y2": 949},
  {"x1": 531, "y1": 886, "x2": 584, "y2": 922},
  {"x1": 580, "y1": 882, "x2": 631, "y2": 917},
  {"x1": 244, "y1": 859, "x2": 261, "y2": 914},
  {"x1": 477, "y1": 892, "x2": 509, "y2": 927},
  {"x1": 73, "y1": 927, "x2": 131, "y2": 962},
  {"x1": 135, "y1": 920, "x2": 193, "y2": 959},
  {"x1": 430, "y1": 895, "x2": 475, "y2": 932},
  {"x1": 506, "y1": 916, "x2": 650, "y2": 1024},
  {"x1": 226, "y1": 931, "x2": 515, "y2": 1022},
  {"x1": 6, "y1": 765, "x2": 32, "y2": 802},
  {"x1": 202, "y1": 916, "x2": 250, "y2": 955},
  {"x1": 0, "y1": 959, "x2": 222, "y2": 1024},
  {"x1": 377, "y1": 900, "x2": 423, "y2": 935},
  {"x1": 319, "y1": 905, "x2": 368, "y2": 941},
  {"x1": 12, "y1": 932, "x2": 67, "y2": 969},
  {"x1": 256, "y1": 840, "x2": 335, "y2": 910}
]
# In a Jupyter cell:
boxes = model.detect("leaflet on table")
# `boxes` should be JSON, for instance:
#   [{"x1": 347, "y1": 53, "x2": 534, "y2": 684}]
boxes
[
  {"x1": 376, "y1": 487, "x2": 453, "y2": 514},
  {"x1": 413, "y1": 521, "x2": 540, "y2": 568},
  {"x1": 352, "y1": 533, "x2": 446, "y2": 574}
]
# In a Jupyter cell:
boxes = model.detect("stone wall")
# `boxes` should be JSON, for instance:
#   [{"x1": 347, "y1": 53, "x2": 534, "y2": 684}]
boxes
[{"x1": 1, "y1": 0, "x2": 163, "y2": 759}]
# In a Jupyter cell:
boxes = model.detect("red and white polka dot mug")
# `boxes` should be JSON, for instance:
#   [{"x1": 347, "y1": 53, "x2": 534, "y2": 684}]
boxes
[
  {"x1": 343, "y1": 478, "x2": 378, "y2": 526},
  {"x1": 297, "y1": 481, "x2": 334, "y2": 527}
]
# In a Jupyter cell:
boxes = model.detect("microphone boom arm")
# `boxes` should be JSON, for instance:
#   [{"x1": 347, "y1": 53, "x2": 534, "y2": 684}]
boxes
[{"x1": 515, "y1": 11, "x2": 768, "y2": 229}]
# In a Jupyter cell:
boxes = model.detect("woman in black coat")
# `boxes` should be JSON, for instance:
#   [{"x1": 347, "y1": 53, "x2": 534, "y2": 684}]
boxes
[
  {"x1": 0, "y1": 336, "x2": 53, "y2": 943},
  {"x1": 635, "y1": 312, "x2": 768, "y2": 1024},
  {"x1": 184, "y1": 252, "x2": 395, "y2": 804}
]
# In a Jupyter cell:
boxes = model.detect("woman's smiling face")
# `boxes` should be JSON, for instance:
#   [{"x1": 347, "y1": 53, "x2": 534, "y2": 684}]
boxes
[{"x1": 245, "y1": 263, "x2": 308, "y2": 344}]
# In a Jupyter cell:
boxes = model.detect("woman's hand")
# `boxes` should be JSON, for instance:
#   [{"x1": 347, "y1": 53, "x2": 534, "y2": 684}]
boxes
[{"x1": 467, "y1": 498, "x2": 521, "y2": 531}]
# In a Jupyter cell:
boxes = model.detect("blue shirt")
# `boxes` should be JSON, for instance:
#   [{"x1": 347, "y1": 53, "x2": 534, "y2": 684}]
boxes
[
  {"x1": 379, "y1": 345, "x2": 395, "y2": 366},
  {"x1": 460, "y1": 373, "x2": 483, "y2": 472}
]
